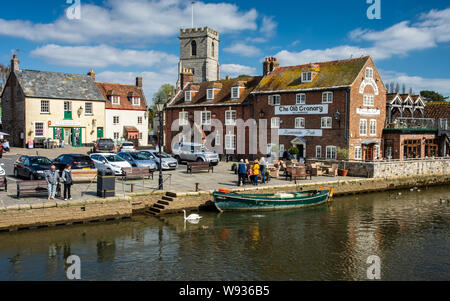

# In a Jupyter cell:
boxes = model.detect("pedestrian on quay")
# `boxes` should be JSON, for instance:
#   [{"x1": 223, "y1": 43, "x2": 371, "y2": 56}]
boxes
[
  {"x1": 253, "y1": 160, "x2": 260, "y2": 186},
  {"x1": 237, "y1": 159, "x2": 247, "y2": 186},
  {"x1": 259, "y1": 157, "x2": 267, "y2": 184},
  {"x1": 247, "y1": 163, "x2": 253, "y2": 184},
  {"x1": 2, "y1": 139, "x2": 10, "y2": 152},
  {"x1": 62, "y1": 164, "x2": 73, "y2": 200},
  {"x1": 45, "y1": 165, "x2": 60, "y2": 200}
]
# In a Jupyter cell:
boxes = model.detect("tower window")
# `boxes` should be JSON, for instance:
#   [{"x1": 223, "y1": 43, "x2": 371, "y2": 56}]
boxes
[
  {"x1": 191, "y1": 40, "x2": 197, "y2": 56},
  {"x1": 212, "y1": 42, "x2": 215, "y2": 57}
]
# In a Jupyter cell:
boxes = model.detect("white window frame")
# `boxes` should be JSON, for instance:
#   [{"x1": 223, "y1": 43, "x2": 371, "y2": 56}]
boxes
[
  {"x1": 366, "y1": 67, "x2": 374, "y2": 79},
  {"x1": 225, "y1": 110, "x2": 237, "y2": 126},
  {"x1": 225, "y1": 134, "x2": 236, "y2": 150},
  {"x1": 321, "y1": 117, "x2": 332, "y2": 129},
  {"x1": 279, "y1": 144, "x2": 285, "y2": 157},
  {"x1": 296, "y1": 93, "x2": 306, "y2": 105},
  {"x1": 185, "y1": 91, "x2": 192, "y2": 102},
  {"x1": 302, "y1": 72, "x2": 312, "y2": 83},
  {"x1": 207, "y1": 89, "x2": 214, "y2": 100},
  {"x1": 85, "y1": 102, "x2": 93, "y2": 115},
  {"x1": 179, "y1": 111, "x2": 188, "y2": 126},
  {"x1": 231, "y1": 87, "x2": 240, "y2": 99},
  {"x1": 360, "y1": 119, "x2": 368, "y2": 136},
  {"x1": 374, "y1": 145, "x2": 380, "y2": 159},
  {"x1": 316, "y1": 145, "x2": 322, "y2": 158},
  {"x1": 322, "y1": 92, "x2": 333, "y2": 104},
  {"x1": 111, "y1": 96, "x2": 120, "y2": 105},
  {"x1": 40, "y1": 100, "x2": 50, "y2": 114},
  {"x1": 201, "y1": 111, "x2": 211, "y2": 126},
  {"x1": 34, "y1": 122, "x2": 45, "y2": 137},
  {"x1": 139, "y1": 132, "x2": 143, "y2": 140},
  {"x1": 355, "y1": 146, "x2": 362, "y2": 160},
  {"x1": 215, "y1": 132, "x2": 221, "y2": 146},
  {"x1": 271, "y1": 117, "x2": 280, "y2": 129},
  {"x1": 114, "y1": 132, "x2": 120, "y2": 139},
  {"x1": 369, "y1": 119, "x2": 377, "y2": 136},
  {"x1": 137, "y1": 116, "x2": 143, "y2": 124},
  {"x1": 295, "y1": 117, "x2": 305, "y2": 129},
  {"x1": 269, "y1": 95, "x2": 281, "y2": 105},
  {"x1": 132, "y1": 97, "x2": 141, "y2": 106},
  {"x1": 326, "y1": 146, "x2": 337, "y2": 160},
  {"x1": 363, "y1": 94, "x2": 374, "y2": 106},
  {"x1": 64, "y1": 101, "x2": 72, "y2": 111},
  {"x1": 113, "y1": 116, "x2": 120, "y2": 125}
]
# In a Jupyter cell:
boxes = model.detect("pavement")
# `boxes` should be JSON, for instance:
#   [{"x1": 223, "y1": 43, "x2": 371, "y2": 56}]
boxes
[{"x1": 0, "y1": 146, "x2": 362, "y2": 208}]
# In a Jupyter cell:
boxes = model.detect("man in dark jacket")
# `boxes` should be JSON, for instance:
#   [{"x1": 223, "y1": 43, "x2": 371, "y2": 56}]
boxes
[
  {"x1": 62, "y1": 164, "x2": 73, "y2": 200},
  {"x1": 237, "y1": 159, "x2": 247, "y2": 186}
]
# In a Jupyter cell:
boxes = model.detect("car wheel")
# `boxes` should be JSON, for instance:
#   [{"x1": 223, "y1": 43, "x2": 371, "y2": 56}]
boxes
[
  {"x1": 196, "y1": 158, "x2": 204, "y2": 162},
  {"x1": 175, "y1": 156, "x2": 182, "y2": 164}
]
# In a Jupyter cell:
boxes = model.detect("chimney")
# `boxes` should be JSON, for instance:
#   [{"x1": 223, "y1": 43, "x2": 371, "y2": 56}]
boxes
[
  {"x1": 263, "y1": 57, "x2": 279, "y2": 76},
  {"x1": 225, "y1": 76, "x2": 231, "y2": 80},
  {"x1": 136, "y1": 76, "x2": 143, "y2": 88},
  {"x1": 87, "y1": 69, "x2": 96, "y2": 81},
  {"x1": 180, "y1": 68, "x2": 194, "y2": 89},
  {"x1": 11, "y1": 54, "x2": 20, "y2": 72}
]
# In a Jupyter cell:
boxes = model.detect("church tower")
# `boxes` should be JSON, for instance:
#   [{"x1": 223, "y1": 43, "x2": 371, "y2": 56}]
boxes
[{"x1": 177, "y1": 27, "x2": 220, "y2": 89}]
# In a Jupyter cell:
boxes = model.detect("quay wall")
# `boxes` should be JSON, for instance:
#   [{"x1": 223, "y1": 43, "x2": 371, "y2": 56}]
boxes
[{"x1": 1, "y1": 174, "x2": 449, "y2": 231}]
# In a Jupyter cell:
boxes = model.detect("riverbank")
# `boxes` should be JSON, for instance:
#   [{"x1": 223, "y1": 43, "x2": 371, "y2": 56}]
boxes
[{"x1": 1, "y1": 173, "x2": 449, "y2": 232}]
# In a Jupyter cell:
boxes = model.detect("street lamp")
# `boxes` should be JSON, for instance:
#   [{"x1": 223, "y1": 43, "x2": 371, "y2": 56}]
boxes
[{"x1": 155, "y1": 98, "x2": 165, "y2": 190}]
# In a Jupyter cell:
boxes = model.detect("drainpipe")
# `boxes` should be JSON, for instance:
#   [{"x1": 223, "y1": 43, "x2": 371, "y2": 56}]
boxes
[{"x1": 345, "y1": 88, "x2": 350, "y2": 150}]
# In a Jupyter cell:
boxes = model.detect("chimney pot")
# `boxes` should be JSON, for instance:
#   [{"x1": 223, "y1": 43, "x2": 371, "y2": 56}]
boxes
[
  {"x1": 87, "y1": 69, "x2": 95, "y2": 81},
  {"x1": 136, "y1": 76, "x2": 143, "y2": 88}
]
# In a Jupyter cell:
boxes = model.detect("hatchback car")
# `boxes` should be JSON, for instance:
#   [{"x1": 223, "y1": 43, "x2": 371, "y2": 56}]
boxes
[
  {"x1": 117, "y1": 152, "x2": 157, "y2": 171},
  {"x1": 92, "y1": 138, "x2": 116, "y2": 153},
  {"x1": 119, "y1": 141, "x2": 135, "y2": 152},
  {"x1": 14, "y1": 156, "x2": 53, "y2": 180},
  {"x1": 139, "y1": 150, "x2": 178, "y2": 170},
  {"x1": 53, "y1": 154, "x2": 95, "y2": 172},
  {"x1": 90, "y1": 153, "x2": 132, "y2": 175}
]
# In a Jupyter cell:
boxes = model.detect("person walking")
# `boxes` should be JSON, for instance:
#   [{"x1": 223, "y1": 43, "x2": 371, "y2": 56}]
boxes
[
  {"x1": 253, "y1": 160, "x2": 260, "y2": 186},
  {"x1": 259, "y1": 157, "x2": 267, "y2": 184},
  {"x1": 246, "y1": 163, "x2": 253, "y2": 185},
  {"x1": 62, "y1": 164, "x2": 73, "y2": 200},
  {"x1": 2, "y1": 139, "x2": 10, "y2": 152},
  {"x1": 45, "y1": 165, "x2": 60, "y2": 200},
  {"x1": 237, "y1": 159, "x2": 247, "y2": 186}
]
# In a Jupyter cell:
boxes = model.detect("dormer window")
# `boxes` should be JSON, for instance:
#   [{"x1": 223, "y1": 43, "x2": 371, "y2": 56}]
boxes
[
  {"x1": 110, "y1": 95, "x2": 120, "y2": 105},
  {"x1": 366, "y1": 67, "x2": 373, "y2": 78},
  {"x1": 131, "y1": 97, "x2": 140, "y2": 106},
  {"x1": 185, "y1": 91, "x2": 192, "y2": 102},
  {"x1": 207, "y1": 89, "x2": 214, "y2": 100},
  {"x1": 302, "y1": 72, "x2": 313, "y2": 83},
  {"x1": 231, "y1": 87, "x2": 240, "y2": 99}
]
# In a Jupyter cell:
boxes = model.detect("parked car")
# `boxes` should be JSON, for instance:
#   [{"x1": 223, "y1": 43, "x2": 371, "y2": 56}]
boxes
[
  {"x1": 13, "y1": 156, "x2": 53, "y2": 180},
  {"x1": 139, "y1": 150, "x2": 178, "y2": 170},
  {"x1": 172, "y1": 142, "x2": 220, "y2": 165},
  {"x1": 92, "y1": 138, "x2": 116, "y2": 153},
  {"x1": 53, "y1": 154, "x2": 95, "y2": 172},
  {"x1": 90, "y1": 153, "x2": 132, "y2": 175},
  {"x1": 0, "y1": 163, "x2": 5, "y2": 176},
  {"x1": 119, "y1": 141, "x2": 135, "y2": 152},
  {"x1": 117, "y1": 152, "x2": 157, "y2": 171}
]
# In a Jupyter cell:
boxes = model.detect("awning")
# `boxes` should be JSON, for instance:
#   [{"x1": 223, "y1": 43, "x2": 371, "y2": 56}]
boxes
[
  {"x1": 124, "y1": 126, "x2": 139, "y2": 133},
  {"x1": 362, "y1": 140, "x2": 379, "y2": 145}
]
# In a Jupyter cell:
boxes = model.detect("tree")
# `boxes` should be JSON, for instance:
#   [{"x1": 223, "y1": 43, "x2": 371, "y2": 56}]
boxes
[
  {"x1": 149, "y1": 83, "x2": 176, "y2": 131},
  {"x1": 420, "y1": 90, "x2": 449, "y2": 102},
  {"x1": 395, "y1": 82, "x2": 400, "y2": 93},
  {"x1": 401, "y1": 83, "x2": 406, "y2": 94},
  {"x1": 389, "y1": 82, "x2": 394, "y2": 93},
  {"x1": 0, "y1": 64, "x2": 10, "y2": 93}
]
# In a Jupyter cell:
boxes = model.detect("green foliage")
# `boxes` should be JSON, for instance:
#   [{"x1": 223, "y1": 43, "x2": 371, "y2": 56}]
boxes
[
  {"x1": 420, "y1": 90, "x2": 448, "y2": 102},
  {"x1": 337, "y1": 147, "x2": 349, "y2": 160},
  {"x1": 289, "y1": 146, "x2": 299, "y2": 155},
  {"x1": 149, "y1": 83, "x2": 175, "y2": 129}
]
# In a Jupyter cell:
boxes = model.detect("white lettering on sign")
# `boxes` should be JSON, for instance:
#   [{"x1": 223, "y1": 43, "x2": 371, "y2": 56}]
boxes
[
  {"x1": 275, "y1": 105, "x2": 328, "y2": 115},
  {"x1": 357, "y1": 108, "x2": 380, "y2": 116},
  {"x1": 55, "y1": 120, "x2": 81, "y2": 126},
  {"x1": 278, "y1": 129, "x2": 323, "y2": 136},
  {"x1": 359, "y1": 78, "x2": 379, "y2": 95}
]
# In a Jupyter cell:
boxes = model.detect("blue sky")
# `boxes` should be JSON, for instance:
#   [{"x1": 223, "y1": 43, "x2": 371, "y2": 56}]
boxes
[{"x1": 1, "y1": 0, "x2": 449, "y2": 103}]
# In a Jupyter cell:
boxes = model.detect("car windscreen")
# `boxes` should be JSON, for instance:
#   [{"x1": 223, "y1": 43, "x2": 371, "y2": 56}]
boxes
[
  {"x1": 122, "y1": 143, "x2": 134, "y2": 146},
  {"x1": 152, "y1": 152, "x2": 171, "y2": 158},
  {"x1": 104, "y1": 155, "x2": 125, "y2": 162},
  {"x1": 72, "y1": 156, "x2": 92, "y2": 163},
  {"x1": 99, "y1": 140, "x2": 114, "y2": 145},
  {"x1": 29, "y1": 157, "x2": 52, "y2": 166},
  {"x1": 130, "y1": 152, "x2": 151, "y2": 160}
]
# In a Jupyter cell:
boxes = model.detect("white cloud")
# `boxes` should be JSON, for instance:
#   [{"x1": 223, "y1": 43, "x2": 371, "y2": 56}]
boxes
[
  {"x1": 381, "y1": 70, "x2": 450, "y2": 96},
  {"x1": 221, "y1": 64, "x2": 257, "y2": 76},
  {"x1": 246, "y1": 37, "x2": 268, "y2": 44},
  {"x1": 30, "y1": 44, "x2": 178, "y2": 68},
  {"x1": 224, "y1": 43, "x2": 262, "y2": 57},
  {"x1": 260, "y1": 16, "x2": 277, "y2": 37},
  {"x1": 0, "y1": 0, "x2": 258, "y2": 44},
  {"x1": 96, "y1": 68, "x2": 178, "y2": 103}
]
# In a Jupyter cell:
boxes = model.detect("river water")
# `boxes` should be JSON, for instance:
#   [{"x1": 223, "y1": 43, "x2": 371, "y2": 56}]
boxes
[{"x1": 0, "y1": 186, "x2": 449, "y2": 281}]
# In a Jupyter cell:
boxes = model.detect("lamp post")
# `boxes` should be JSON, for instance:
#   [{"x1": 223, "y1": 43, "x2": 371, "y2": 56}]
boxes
[{"x1": 155, "y1": 98, "x2": 165, "y2": 190}]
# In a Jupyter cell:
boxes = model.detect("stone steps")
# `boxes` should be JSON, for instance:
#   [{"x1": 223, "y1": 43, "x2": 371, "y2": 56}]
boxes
[{"x1": 146, "y1": 192, "x2": 178, "y2": 216}]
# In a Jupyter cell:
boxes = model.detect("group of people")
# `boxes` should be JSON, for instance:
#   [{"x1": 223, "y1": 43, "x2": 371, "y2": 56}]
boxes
[
  {"x1": 237, "y1": 157, "x2": 268, "y2": 187},
  {"x1": 44, "y1": 164, "x2": 74, "y2": 201}
]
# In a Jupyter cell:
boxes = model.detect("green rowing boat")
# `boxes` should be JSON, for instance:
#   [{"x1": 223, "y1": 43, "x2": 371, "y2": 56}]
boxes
[{"x1": 213, "y1": 188, "x2": 332, "y2": 212}]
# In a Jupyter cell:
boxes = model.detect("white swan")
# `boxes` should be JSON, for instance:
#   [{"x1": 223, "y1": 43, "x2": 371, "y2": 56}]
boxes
[{"x1": 183, "y1": 210, "x2": 202, "y2": 221}]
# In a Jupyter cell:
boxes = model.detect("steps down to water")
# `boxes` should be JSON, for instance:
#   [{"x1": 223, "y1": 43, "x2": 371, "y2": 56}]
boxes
[{"x1": 146, "y1": 192, "x2": 177, "y2": 216}]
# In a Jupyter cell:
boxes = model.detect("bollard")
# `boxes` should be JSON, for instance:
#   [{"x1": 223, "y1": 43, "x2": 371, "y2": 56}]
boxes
[
  {"x1": 195, "y1": 183, "x2": 199, "y2": 192},
  {"x1": 131, "y1": 184, "x2": 134, "y2": 193}
]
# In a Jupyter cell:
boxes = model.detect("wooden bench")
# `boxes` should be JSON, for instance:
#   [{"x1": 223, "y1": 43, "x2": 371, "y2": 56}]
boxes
[
  {"x1": 187, "y1": 162, "x2": 213, "y2": 174},
  {"x1": 0, "y1": 175, "x2": 7, "y2": 191},
  {"x1": 71, "y1": 169, "x2": 98, "y2": 183},
  {"x1": 122, "y1": 167, "x2": 154, "y2": 180},
  {"x1": 285, "y1": 166, "x2": 311, "y2": 181},
  {"x1": 16, "y1": 180, "x2": 61, "y2": 198}
]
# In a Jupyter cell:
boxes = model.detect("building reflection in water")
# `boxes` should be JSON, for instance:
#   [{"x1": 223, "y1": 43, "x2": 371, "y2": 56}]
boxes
[{"x1": 96, "y1": 240, "x2": 116, "y2": 262}]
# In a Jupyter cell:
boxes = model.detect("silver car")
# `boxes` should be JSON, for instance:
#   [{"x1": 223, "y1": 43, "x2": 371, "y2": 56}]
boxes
[
  {"x1": 117, "y1": 152, "x2": 157, "y2": 171},
  {"x1": 172, "y1": 142, "x2": 220, "y2": 166},
  {"x1": 139, "y1": 150, "x2": 178, "y2": 170}
]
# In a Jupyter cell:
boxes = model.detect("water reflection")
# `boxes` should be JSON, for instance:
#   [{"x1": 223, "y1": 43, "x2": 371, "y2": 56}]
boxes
[{"x1": 0, "y1": 185, "x2": 449, "y2": 281}]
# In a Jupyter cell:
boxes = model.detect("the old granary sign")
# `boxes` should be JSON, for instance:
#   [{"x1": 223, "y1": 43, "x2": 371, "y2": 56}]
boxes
[
  {"x1": 278, "y1": 129, "x2": 323, "y2": 136},
  {"x1": 275, "y1": 104, "x2": 328, "y2": 115}
]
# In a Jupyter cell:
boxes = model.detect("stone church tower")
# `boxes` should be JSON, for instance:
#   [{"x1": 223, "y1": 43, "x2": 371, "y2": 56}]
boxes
[{"x1": 177, "y1": 27, "x2": 220, "y2": 89}]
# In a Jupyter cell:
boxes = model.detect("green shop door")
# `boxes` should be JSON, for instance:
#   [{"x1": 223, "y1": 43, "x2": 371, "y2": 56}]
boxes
[
  {"x1": 97, "y1": 127, "x2": 104, "y2": 138},
  {"x1": 72, "y1": 128, "x2": 82, "y2": 147}
]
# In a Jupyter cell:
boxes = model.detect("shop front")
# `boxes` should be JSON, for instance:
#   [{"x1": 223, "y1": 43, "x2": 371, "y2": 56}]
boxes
[{"x1": 51, "y1": 120, "x2": 84, "y2": 147}]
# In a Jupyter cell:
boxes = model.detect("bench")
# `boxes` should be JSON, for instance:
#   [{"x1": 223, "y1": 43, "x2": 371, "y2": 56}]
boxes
[
  {"x1": 285, "y1": 166, "x2": 311, "y2": 181},
  {"x1": 33, "y1": 138, "x2": 45, "y2": 148},
  {"x1": 122, "y1": 167, "x2": 154, "y2": 180},
  {"x1": 0, "y1": 175, "x2": 7, "y2": 191},
  {"x1": 16, "y1": 180, "x2": 61, "y2": 198},
  {"x1": 71, "y1": 169, "x2": 98, "y2": 183},
  {"x1": 187, "y1": 162, "x2": 213, "y2": 174}
]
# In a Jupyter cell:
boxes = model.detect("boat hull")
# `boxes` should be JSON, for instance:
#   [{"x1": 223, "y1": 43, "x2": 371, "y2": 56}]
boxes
[{"x1": 213, "y1": 190, "x2": 330, "y2": 212}]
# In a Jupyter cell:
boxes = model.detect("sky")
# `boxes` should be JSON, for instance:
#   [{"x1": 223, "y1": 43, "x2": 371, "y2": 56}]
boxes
[{"x1": 0, "y1": 0, "x2": 449, "y2": 104}]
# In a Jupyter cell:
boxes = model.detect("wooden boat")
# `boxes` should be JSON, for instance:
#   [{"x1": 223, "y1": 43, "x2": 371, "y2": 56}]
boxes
[{"x1": 213, "y1": 188, "x2": 333, "y2": 212}]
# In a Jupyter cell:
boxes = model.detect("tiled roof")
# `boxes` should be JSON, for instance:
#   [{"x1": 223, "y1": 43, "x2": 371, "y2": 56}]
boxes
[
  {"x1": 253, "y1": 56, "x2": 370, "y2": 93},
  {"x1": 15, "y1": 70, "x2": 105, "y2": 101},
  {"x1": 424, "y1": 102, "x2": 450, "y2": 119},
  {"x1": 124, "y1": 126, "x2": 139, "y2": 132},
  {"x1": 169, "y1": 75, "x2": 262, "y2": 107},
  {"x1": 96, "y1": 82, "x2": 147, "y2": 111}
]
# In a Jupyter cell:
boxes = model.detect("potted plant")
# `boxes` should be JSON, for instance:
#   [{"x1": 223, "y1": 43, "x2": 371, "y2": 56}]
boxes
[
  {"x1": 265, "y1": 170, "x2": 270, "y2": 182},
  {"x1": 337, "y1": 147, "x2": 349, "y2": 176},
  {"x1": 289, "y1": 146, "x2": 299, "y2": 160},
  {"x1": 231, "y1": 162, "x2": 238, "y2": 173}
]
